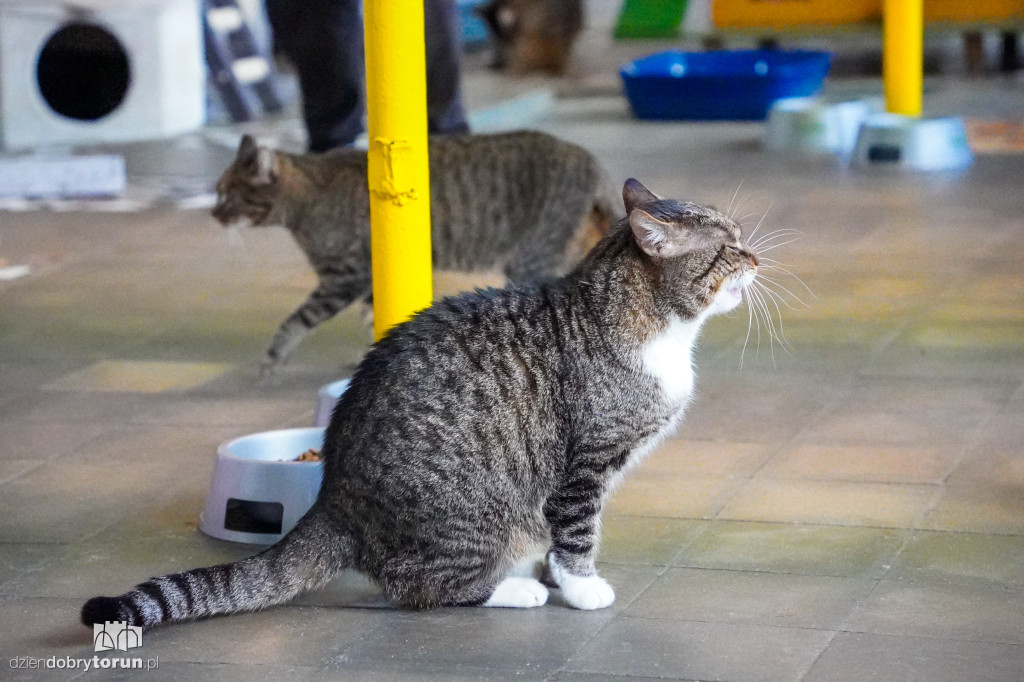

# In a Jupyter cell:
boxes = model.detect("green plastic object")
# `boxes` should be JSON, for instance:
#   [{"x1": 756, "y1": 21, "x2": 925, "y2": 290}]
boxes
[{"x1": 613, "y1": 0, "x2": 689, "y2": 39}]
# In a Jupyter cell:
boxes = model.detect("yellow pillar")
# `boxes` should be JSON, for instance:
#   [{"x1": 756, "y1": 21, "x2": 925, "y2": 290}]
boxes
[
  {"x1": 883, "y1": 0, "x2": 923, "y2": 116},
  {"x1": 363, "y1": 0, "x2": 433, "y2": 341}
]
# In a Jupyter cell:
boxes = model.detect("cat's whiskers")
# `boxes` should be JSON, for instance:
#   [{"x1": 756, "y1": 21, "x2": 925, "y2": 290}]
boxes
[
  {"x1": 732, "y1": 195, "x2": 757, "y2": 226},
  {"x1": 745, "y1": 202, "x2": 774, "y2": 244},
  {"x1": 756, "y1": 271, "x2": 813, "y2": 309},
  {"x1": 749, "y1": 228, "x2": 801, "y2": 250},
  {"x1": 726, "y1": 179, "x2": 745, "y2": 220},
  {"x1": 747, "y1": 284, "x2": 778, "y2": 350},
  {"x1": 734, "y1": 212, "x2": 761, "y2": 229},
  {"x1": 752, "y1": 237, "x2": 802, "y2": 255},
  {"x1": 757, "y1": 258, "x2": 817, "y2": 300},
  {"x1": 746, "y1": 283, "x2": 770, "y2": 363},
  {"x1": 747, "y1": 283, "x2": 788, "y2": 366},
  {"x1": 739, "y1": 284, "x2": 759, "y2": 370},
  {"x1": 736, "y1": 216, "x2": 811, "y2": 370},
  {"x1": 751, "y1": 280, "x2": 793, "y2": 347},
  {"x1": 737, "y1": 271, "x2": 799, "y2": 370}
]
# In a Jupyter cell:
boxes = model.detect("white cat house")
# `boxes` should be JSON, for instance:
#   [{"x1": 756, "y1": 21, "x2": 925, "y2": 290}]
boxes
[{"x1": 0, "y1": 0, "x2": 205, "y2": 150}]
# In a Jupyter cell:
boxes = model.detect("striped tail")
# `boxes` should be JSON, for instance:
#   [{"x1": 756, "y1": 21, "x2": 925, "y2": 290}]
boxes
[{"x1": 81, "y1": 512, "x2": 352, "y2": 631}]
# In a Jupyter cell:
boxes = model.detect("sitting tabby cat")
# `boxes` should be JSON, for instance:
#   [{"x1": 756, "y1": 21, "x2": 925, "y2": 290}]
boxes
[
  {"x1": 212, "y1": 130, "x2": 615, "y2": 379},
  {"x1": 82, "y1": 179, "x2": 758, "y2": 629},
  {"x1": 478, "y1": 0, "x2": 583, "y2": 74}
]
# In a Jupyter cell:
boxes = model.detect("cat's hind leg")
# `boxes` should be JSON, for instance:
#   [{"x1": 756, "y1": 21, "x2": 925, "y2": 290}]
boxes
[
  {"x1": 482, "y1": 553, "x2": 550, "y2": 607},
  {"x1": 260, "y1": 281, "x2": 367, "y2": 381},
  {"x1": 482, "y1": 577, "x2": 549, "y2": 608}
]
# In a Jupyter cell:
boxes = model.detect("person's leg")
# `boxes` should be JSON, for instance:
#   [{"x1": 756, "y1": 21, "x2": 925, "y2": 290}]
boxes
[
  {"x1": 424, "y1": 0, "x2": 470, "y2": 135},
  {"x1": 265, "y1": 0, "x2": 366, "y2": 151}
]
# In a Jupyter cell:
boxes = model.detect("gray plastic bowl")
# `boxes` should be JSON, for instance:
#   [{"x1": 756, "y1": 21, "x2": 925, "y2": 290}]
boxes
[
  {"x1": 199, "y1": 427, "x2": 325, "y2": 544},
  {"x1": 314, "y1": 378, "x2": 351, "y2": 427},
  {"x1": 852, "y1": 113, "x2": 973, "y2": 171}
]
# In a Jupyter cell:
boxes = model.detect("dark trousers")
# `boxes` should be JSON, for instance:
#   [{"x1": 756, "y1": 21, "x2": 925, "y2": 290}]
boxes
[{"x1": 264, "y1": 0, "x2": 470, "y2": 152}]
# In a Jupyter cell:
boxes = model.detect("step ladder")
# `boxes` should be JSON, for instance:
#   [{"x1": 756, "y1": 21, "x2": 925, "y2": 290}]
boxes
[{"x1": 203, "y1": 0, "x2": 283, "y2": 122}]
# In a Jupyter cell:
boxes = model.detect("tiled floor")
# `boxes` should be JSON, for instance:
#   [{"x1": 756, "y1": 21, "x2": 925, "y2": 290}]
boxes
[{"x1": 3, "y1": 5, "x2": 1024, "y2": 681}]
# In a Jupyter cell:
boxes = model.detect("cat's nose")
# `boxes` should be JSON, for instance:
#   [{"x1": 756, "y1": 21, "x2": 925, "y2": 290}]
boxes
[{"x1": 736, "y1": 246, "x2": 758, "y2": 267}]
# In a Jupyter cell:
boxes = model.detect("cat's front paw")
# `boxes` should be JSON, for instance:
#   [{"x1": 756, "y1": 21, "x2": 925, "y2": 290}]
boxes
[
  {"x1": 257, "y1": 361, "x2": 281, "y2": 387},
  {"x1": 483, "y1": 577, "x2": 549, "y2": 608},
  {"x1": 560, "y1": 574, "x2": 615, "y2": 610},
  {"x1": 547, "y1": 553, "x2": 616, "y2": 610}
]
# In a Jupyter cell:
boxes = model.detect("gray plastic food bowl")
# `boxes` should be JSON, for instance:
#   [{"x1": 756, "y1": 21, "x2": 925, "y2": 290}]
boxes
[
  {"x1": 766, "y1": 97, "x2": 879, "y2": 156},
  {"x1": 200, "y1": 427, "x2": 325, "y2": 544},
  {"x1": 852, "y1": 113, "x2": 973, "y2": 171},
  {"x1": 314, "y1": 378, "x2": 351, "y2": 427}
]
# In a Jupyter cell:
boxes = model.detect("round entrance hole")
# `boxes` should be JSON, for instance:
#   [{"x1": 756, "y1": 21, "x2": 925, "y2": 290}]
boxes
[{"x1": 36, "y1": 23, "x2": 131, "y2": 121}]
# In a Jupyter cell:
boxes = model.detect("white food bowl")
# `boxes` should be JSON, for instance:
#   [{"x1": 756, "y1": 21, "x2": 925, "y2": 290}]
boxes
[
  {"x1": 200, "y1": 427, "x2": 325, "y2": 544},
  {"x1": 314, "y1": 378, "x2": 351, "y2": 427},
  {"x1": 765, "y1": 97, "x2": 878, "y2": 156},
  {"x1": 852, "y1": 113, "x2": 973, "y2": 171}
]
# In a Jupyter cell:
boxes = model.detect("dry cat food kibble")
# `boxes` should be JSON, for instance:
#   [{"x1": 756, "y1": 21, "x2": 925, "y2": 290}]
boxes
[{"x1": 284, "y1": 449, "x2": 322, "y2": 463}]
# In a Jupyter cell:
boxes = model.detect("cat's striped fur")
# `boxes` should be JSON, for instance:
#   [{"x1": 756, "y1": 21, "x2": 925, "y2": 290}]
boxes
[
  {"x1": 83, "y1": 179, "x2": 758, "y2": 629},
  {"x1": 211, "y1": 130, "x2": 617, "y2": 379}
]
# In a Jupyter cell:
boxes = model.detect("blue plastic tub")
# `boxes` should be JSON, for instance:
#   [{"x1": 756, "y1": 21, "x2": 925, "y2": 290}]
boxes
[{"x1": 620, "y1": 49, "x2": 832, "y2": 121}]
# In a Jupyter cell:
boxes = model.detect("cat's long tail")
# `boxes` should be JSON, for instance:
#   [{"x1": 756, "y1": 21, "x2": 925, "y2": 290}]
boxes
[{"x1": 80, "y1": 510, "x2": 352, "y2": 631}]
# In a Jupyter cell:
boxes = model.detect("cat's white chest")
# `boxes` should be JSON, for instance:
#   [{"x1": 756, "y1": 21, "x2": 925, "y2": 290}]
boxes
[{"x1": 640, "y1": 314, "x2": 704, "y2": 406}]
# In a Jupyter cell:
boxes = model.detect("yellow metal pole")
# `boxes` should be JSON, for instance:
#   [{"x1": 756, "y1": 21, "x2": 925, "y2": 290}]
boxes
[
  {"x1": 883, "y1": 0, "x2": 923, "y2": 116},
  {"x1": 363, "y1": 0, "x2": 433, "y2": 341}
]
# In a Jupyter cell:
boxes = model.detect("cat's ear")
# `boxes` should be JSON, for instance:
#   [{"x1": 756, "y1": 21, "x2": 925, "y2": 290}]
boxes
[
  {"x1": 253, "y1": 147, "x2": 279, "y2": 185},
  {"x1": 236, "y1": 135, "x2": 277, "y2": 184},
  {"x1": 622, "y1": 178, "x2": 660, "y2": 214},
  {"x1": 237, "y1": 134, "x2": 258, "y2": 164},
  {"x1": 630, "y1": 209, "x2": 686, "y2": 259}
]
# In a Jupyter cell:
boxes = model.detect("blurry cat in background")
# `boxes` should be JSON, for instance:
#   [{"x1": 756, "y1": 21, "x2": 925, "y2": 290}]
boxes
[
  {"x1": 212, "y1": 130, "x2": 616, "y2": 379},
  {"x1": 478, "y1": 0, "x2": 584, "y2": 74}
]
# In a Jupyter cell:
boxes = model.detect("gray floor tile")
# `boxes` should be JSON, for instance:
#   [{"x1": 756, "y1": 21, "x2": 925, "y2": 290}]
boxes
[
  {"x1": 338, "y1": 609, "x2": 611, "y2": 677},
  {"x1": 566, "y1": 616, "x2": 833, "y2": 682},
  {"x1": 624, "y1": 568, "x2": 873, "y2": 630},
  {"x1": 598, "y1": 517, "x2": 706, "y2": 566},
  {"x1": 127, "y1": 396, "x2": 313, "y2": 428},
  {"x1": 0, "y1": 461, "x2": 198, "y2": 543},
  {"x1": 675, "y1": 522, "x2": 906, "y2": 578},
  {"x1": 0, "y1": 596, "x2": 97, "y2": 664},
  {"x1": 846, "y1": 580, "x2": 1024, "y2": 644},
  {"x1": 94, "y1": 663, "x2": 320, "y2": 682},
  {"x1": 0, "y1": 543, "x2": 72, "y2": 593},
  {"x1": 804, "y1": 632, "x2": 1024, "y2": 682},
  {"x1": 313, "y1": 662, "x2": 553, "y2": 681},
  {"x1": 133, "y1": 605, "x2": 388, "y2": 667},
  {"x1": 549, "y1": 674, "x2": 693, "y2": 682},
  {"x1": 888, "y1": 531, "x2": 1024, "y2": 586},
  {"x1": 0, "y1": 422, "x2": 109, "y2": 463},
  {"x1": 2, "y1": 534, "x2": 253, "y2": 600}
]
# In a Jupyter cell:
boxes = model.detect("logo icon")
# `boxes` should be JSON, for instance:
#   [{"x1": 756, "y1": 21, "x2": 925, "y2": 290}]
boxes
[{"x1": 93, "y1": 621, "x2": 142, "y2": 652}]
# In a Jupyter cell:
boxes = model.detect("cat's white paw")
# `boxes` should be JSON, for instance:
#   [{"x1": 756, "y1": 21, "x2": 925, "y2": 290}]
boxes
[
  {"x1": 483, "y1": 577, "x2": 549, "y2": 608},
  {"x1": 560, "y1": 574, "x2": 616, "y2": 610},
  {"x1": 548, "y1": 554, "x2": 616, "y2": 610}
]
